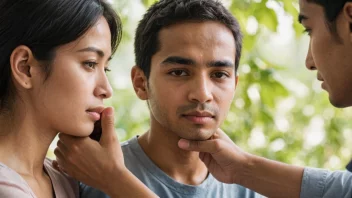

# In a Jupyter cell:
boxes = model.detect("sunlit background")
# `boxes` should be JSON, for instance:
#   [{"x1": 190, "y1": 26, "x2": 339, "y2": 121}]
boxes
[{"x1": 48, "y1": 0, "x2": 352, "y2": 170}]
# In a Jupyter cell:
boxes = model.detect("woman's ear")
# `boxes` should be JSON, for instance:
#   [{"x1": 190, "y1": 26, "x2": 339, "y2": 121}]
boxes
[
  {"x1": 10, "y1": 45, "x2": 37, "y2": 89},
  {"x1": 131, "y1": 66, "x2": 149, "y2": 100}
]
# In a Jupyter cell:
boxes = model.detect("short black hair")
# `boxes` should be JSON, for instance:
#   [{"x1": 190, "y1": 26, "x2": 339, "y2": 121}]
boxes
[
  {"x1": 134, "y1": 0, "x2": 242, "y2": 79},
  {"x1": 0, "y1": 0, "x2": 122, "y2": 111}
]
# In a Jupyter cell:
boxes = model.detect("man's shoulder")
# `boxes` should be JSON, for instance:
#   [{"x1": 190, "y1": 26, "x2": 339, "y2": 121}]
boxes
[
  {"x1": 121, "y1": 136, "x2": 138, "y2": 155},
  {"x1": 120, "y1": 136, "x2": 145, "y2": 167}
]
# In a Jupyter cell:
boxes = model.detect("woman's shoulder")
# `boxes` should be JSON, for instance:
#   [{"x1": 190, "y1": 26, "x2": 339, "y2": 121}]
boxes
[
  {"x1": 0, "y1": 162, "x2": 34, "y2": 197},
  {"x1": 44, "y1": 158, "x2": 80, "y2": 198}
]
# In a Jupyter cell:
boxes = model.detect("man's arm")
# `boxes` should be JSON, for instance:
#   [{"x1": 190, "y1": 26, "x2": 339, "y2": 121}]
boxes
[
  {"x1": 178, "y1": 129, "x2": 304, "y2": 198},
  {"x1": 54, "y1": 107, "x2": 158, "y2": 198},
  {"x1": 239, "y1": 154, "x2": 304, "y2": 197}
]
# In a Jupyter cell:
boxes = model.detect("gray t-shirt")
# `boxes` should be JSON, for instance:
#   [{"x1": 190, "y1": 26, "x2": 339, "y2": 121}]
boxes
[{"x1": 80, "y1": 136, "x2": 264, "y2": 198}]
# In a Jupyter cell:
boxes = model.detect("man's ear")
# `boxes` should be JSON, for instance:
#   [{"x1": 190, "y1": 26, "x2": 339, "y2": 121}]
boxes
[
  {"x1": 131, "y1": 66, "x2": 149, "y2": 100},
  {"x1": 343, "y1": 2, "x2": 352, "y2": 41},
  {"x1": 10, "y1": 45, "x2": 38, "y2": 89}
]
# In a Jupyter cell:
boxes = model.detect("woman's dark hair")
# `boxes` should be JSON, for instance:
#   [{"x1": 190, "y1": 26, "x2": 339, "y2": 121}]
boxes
[
  {"x1": 0, "y1": 0, "x2": 122, "y2": 111},
  {"x1": 134, "y1": 0, "x2": 243, "y2": 79}
]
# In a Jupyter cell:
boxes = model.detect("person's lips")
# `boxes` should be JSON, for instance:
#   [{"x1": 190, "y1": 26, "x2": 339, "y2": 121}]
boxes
[
  {"x1": 86, "y1": 106, "x2": 104, "y2": 121},
  {"x1": 182, "y1": 111, "x2": 215, "y2": 124},
  {"x1": 317, "y1": 73, "x2": 324, "y2": 82},
  {"x1": 321, "y1": 81, "x2": 327, "y2": 90}
]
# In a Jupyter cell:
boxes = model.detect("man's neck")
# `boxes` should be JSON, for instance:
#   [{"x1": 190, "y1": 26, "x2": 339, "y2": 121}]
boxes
[{"x1": 138, "y1": 124, "x2": 208, "y2": 185}]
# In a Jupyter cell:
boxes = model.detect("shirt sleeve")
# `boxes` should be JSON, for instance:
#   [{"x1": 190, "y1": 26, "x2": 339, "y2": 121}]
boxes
[
  {"x1": 80, "y1": 182, "x2": 109, "y2": 198},
  {"x1": 300, "y1": 167, "x2": 352, "y2": 198}
]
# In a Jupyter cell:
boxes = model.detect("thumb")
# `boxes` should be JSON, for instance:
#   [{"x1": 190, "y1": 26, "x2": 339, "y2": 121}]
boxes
[
  {"x1": 99, "y1": 107, "x2": 119, "y2": 146},
  {"x1": 178, "y1": 139, "x2": 221, "y2": 154}
]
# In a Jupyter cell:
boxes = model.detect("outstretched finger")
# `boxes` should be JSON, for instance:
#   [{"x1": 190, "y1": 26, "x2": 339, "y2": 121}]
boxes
[{"x1": 178, "y1": 139, "x2": 222, "y2": 154}]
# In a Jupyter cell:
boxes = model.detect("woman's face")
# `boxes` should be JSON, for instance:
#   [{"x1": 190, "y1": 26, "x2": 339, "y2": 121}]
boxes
[{"x1": 30, "y1": 17, "x2": 113, "y2": 136}]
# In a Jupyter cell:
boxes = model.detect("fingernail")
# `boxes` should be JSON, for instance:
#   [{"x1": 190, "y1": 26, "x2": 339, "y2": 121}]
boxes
[
  {"x1": 104, "y1": 107, "x2": 114, "y2": 117},
  {"x1": 178, "y1": 139, "x2": 189, "y2": 148}
]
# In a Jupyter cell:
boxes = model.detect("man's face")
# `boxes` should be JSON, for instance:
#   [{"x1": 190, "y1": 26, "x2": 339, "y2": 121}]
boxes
[
  {"x1": 145, "y1": 21, "x2": 237, "y2": 141},
  {"x1": 299, "y1": 0, "x2": 352, "y2": 107}
]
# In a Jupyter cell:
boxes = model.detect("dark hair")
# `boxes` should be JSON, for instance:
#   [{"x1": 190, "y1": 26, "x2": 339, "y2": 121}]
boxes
[
  {"x1": 0, "y1": 0, "x2": 122, "y2": 112},
  {"x1": 134, "y1": 0, "x2": 242, "y2": 79},
  {"x1": 308, "y1": 0, "x2": 352, "y2": 33}
]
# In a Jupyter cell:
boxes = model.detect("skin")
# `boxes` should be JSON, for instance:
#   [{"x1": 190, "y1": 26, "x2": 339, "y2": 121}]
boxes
[
  {"x1": 53, "y1": 1, "x2": 352, "y2": 197},
  {"x1": 0, "y1": 17, "x2": 112, "y2": 198},
  {"x1": 131, "y1": 21, "x2": 237, "y2": 185},
  {"x1": 178, "y1": 1, "x2": 352, "y2": 198},
  {"x1": 300, "y1": 0, "x2": 352, "y2": 107},
  {"x1": 55, "y1": 107, "x2": 157, "y2": 198}
]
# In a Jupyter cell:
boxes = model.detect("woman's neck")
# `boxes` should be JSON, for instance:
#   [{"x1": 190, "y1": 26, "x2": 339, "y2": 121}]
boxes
[{"x1": 0, "y1": 106, "x2": 57, "y2": 177}]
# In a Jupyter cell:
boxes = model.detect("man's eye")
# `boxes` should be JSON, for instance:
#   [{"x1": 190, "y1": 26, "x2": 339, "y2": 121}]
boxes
[
  {"x1": 169, "y1": 70, "x2": 188, "y2": 76},
  {"x1": 211, "y1": 72, "x2": 229, "y2": 79}
]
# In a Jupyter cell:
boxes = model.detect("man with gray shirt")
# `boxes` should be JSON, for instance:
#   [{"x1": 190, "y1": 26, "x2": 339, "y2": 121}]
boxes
[
  {"x1": 80, "y1": 0, "x2": 263, "y2": 197},
  {"x1": 58, "y1": 0, "x2": 264, "y2": 197}
]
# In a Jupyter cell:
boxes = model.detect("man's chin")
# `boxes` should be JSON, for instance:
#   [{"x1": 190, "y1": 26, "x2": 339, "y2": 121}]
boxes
[{"x1": 180, "y1": 130, "x2": 215, "y2": 141}]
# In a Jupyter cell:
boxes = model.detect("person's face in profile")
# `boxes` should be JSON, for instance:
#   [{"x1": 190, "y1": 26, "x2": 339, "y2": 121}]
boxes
[
  {"x1": 300, "y1": 0, "x2": 352, "y2": 108},
  {"x1": 31, "y1": 17, "x2": 113, "y2": 136},
  {"x1": 146, "y1": 21, "x2": 237, "y2": 141}
]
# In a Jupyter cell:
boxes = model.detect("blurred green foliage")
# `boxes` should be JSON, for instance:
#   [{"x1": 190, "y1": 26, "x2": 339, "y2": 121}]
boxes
[{"x1": 102, "y1": 0, "x2": 352, "y2": 170}]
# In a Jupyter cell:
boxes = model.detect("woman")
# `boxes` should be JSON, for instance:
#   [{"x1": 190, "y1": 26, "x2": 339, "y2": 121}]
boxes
[{"x1": 0, "y1": 0, "x2": 156, "y2": 197}]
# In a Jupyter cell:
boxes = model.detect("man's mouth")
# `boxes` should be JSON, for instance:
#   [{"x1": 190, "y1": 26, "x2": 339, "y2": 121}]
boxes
[{"x1": 182, "y1": 111, "x2": 215, "y2": 124}]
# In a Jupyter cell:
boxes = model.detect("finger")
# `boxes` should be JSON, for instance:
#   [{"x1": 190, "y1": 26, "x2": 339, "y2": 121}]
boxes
[
  {"x1": 100, "y1": 107, "x2": 119, "y2": 147},
  {"x1": 216, "y1": 129, "x2": 233, "y2": 143},
  {"x1": 201, "y1": 153, "x2": 213, "y2": 167},
  {"x1": 52, "y1": 160, "x2": 60, "y2": 170},
  {"x1": 199, "y1": 152, "x2": 205, "y2": 161},
  {"x1": 56, "y1": 140, "x2": 69, "y2": 154},
  {"x1": 54, "y1": 147, "x2": 66, "y2": 168},
  {"x1": 52, "y1": 160, "x2": 65, "y2": 173},
  {"x1": 178, "y1": 139, "x2": 221, "y2": 154},
  {"x1": 54, "y1": 148, "x2": 72, "y2": 175},
  {"x1": 58, "y1": 133, "x2": 79, "y2": 146}
]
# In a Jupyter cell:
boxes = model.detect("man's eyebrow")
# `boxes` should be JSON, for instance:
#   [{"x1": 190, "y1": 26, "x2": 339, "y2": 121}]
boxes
[
  {"x1": 77, "y1": 47, "x2": 112, "y2": 61},
  {"x1": 161, "y1": 56, "x2": 195, "y2": 66},
  {"x1": 161, "y1": 56, "x2": 234, "y2": 68},
  {"x1": 207, "y1": 60, "x2": 234, "y2": 68},
  {"x1": 298, "y1": 14, "x2": 308, "y2": 24}
]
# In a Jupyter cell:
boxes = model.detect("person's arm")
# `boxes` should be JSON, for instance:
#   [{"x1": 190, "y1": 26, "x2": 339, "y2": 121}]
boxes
[
  {"x1": 54, "y1": 107, "x2": 158, "y2": 198},
  {"x1": 178, "y1": 129, "x2": 303, "y2": 198},
  {"x1": 300, "y1": 167, "x2": 352, "y2": 198},
  {"x1": 239, "y1": 154, "x2": 304, "y2": 197},
  {"x1": 179, "y1": 129, "x2": 352, "y2": 197},
  {"x1": 103, "y1": 168, "x2": 157, "y2": 198}
]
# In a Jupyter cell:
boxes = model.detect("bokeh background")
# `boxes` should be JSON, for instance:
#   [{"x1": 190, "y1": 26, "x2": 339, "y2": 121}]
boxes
[{"x1": 49, "y1": 0, "x2": 352, "y2": 170}]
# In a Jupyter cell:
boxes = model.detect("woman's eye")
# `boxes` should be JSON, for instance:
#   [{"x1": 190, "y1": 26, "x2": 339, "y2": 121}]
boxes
[
  {"x1": 169, "y1": 70, "x2": 188, "y2": 76},
  {"x1": 84, "y1": 61, "x2": 98, "y2": 69}
]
